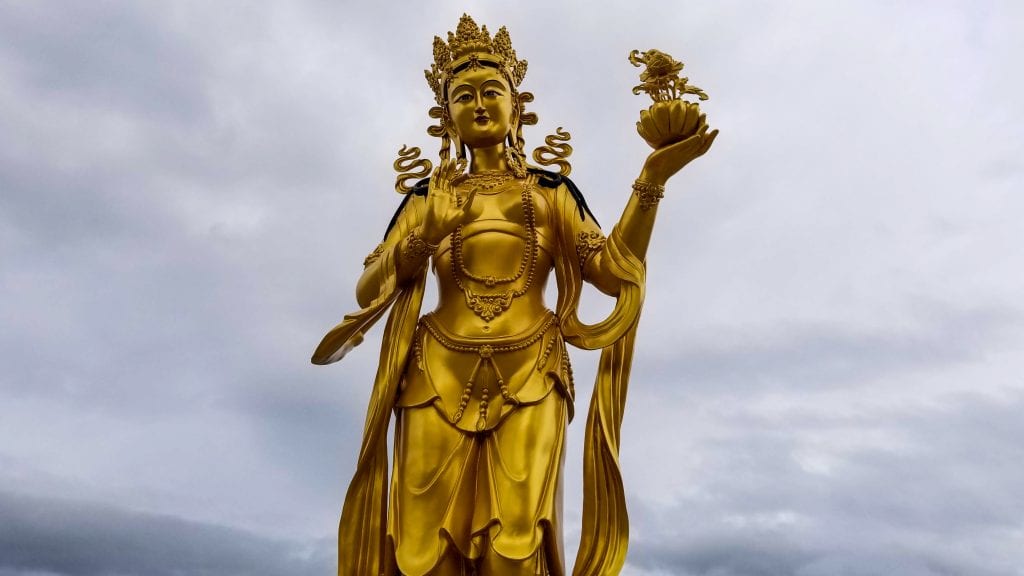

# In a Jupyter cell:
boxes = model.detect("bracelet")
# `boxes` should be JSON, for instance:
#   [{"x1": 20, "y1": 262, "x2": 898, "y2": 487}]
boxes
[
  {"x1": 402, "y1": 229, "x2": 438, "y2": 263},
  {"x1": 632, "y1": 179, "x2": 665, "y2": 211}
]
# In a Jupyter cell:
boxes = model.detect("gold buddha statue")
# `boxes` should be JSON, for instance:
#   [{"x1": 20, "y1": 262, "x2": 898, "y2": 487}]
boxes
[{"x1": 312, "y1": 15, "x2": 717, "y2": 576}]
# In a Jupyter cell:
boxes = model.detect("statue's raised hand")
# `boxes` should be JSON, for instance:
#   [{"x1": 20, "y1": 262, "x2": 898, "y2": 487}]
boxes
[
  {"x1": 639, "y1": 104, "x2": 718, "y2": 186},
  {"x1": 418, "y1": 158, "x2": 477, "y2": 245}
]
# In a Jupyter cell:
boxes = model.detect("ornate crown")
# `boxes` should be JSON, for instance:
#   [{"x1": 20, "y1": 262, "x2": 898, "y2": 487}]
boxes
[{"x1": 425, "y1": 14, "x2": 528, "y2": 105}]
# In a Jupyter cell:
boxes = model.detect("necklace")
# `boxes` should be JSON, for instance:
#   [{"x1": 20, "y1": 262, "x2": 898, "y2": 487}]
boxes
[
  {"x1": 461, "y1": 170, "x2": 513, "y2": 193},
  {"x1": 450, "y1": 180, "x2": 538, "y2": 321},
  {"x1": 452, "y1": 180, "x2": 534, "y2": 288}
]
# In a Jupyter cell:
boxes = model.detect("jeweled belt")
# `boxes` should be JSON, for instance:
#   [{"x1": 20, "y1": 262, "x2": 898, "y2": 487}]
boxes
[{"x1": 417, "y1": 312, "x2": 559, "y2": 430}]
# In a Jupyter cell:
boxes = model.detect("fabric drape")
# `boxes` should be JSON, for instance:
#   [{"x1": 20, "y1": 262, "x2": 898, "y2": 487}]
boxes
[{"x1": 312, "y1": 172, "x2": 645, "y2": 576}]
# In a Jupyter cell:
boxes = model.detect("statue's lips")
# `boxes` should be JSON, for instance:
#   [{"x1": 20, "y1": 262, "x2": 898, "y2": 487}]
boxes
[{"x1": 474, "y1": 116, "x2": 490, "y2": 125}]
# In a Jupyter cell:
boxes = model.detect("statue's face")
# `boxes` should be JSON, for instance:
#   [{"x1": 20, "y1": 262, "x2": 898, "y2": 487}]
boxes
[{"x1": 447, "y1": 65, "x2": 514, "y2": 149}]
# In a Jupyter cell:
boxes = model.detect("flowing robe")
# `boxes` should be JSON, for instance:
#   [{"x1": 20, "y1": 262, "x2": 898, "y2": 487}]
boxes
[{"x1": 312, "y1": 169, "x2": 645, "y2": 576}]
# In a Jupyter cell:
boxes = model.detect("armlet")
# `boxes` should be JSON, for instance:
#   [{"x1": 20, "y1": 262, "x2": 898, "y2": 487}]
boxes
[{"x1": 576, "y1": 230, "x2": 607, "y2": 269}]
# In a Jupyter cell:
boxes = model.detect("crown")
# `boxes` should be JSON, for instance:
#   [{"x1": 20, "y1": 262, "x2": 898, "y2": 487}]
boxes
[{"x1": 425, "y1": 14, "x2": 528, "y2": 106}]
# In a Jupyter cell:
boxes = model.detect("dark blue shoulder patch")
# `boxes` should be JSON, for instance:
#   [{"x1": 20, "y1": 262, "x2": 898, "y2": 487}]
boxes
[
  {"x1": 528, "y1": 168, "x2": 599, "y2": 226},
  {"x1": 383, "y1": 178, "x2": 429, "y2": 239}
]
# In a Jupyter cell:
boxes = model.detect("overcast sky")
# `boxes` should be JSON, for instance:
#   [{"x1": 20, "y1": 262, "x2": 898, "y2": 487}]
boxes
[{"x1": 1, "y1": 1, "x2": 1022, "y2": 575}]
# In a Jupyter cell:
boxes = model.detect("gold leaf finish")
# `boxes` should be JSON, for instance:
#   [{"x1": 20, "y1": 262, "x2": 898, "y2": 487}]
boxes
[{"x1": 313, "y1": 17, "x2": 718, "y2": 576}]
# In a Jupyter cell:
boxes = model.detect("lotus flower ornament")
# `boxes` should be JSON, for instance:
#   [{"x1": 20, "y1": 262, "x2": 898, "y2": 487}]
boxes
[{"x1": 631, "y1": 49, "x2": 709, "y2": 149}]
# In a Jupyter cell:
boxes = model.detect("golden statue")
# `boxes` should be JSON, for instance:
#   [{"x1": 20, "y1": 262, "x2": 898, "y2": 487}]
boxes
[{"x1": 312, "y1": 15, "x2": 717, "y2": 576}]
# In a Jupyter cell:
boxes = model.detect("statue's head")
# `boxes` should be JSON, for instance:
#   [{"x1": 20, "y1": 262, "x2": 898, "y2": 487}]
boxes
[
  {"x1": 393, "y1": 15, "x2": 569, "y2": 193},
  {"x1": 446, "y1": 64, "x2": 515, "y2": 149},
  {"x1": 424, "y1": 15, "x2": 536, "y2": 173}
]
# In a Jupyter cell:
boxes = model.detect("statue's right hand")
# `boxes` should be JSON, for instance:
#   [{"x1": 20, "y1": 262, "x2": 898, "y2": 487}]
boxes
[{"x1": 419, "y1": 158, "x2": 476, "y2": 245}]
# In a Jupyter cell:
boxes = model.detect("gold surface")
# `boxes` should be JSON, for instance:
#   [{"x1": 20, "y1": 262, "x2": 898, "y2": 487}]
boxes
[{"x1": 313, "y1": 14, "x2": 717, "y2": 576}]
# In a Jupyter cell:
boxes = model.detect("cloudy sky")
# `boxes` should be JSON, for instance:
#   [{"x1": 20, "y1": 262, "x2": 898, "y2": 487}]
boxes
[{"x1": 1, "y1": 1, "x2": 1022, "y2": 575}]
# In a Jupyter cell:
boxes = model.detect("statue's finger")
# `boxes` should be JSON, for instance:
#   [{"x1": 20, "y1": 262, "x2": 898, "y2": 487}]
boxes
[
  {"x1": 428, "y1": 165, "x2": 443, "y2": 196},
  {"x1": 445, "y1": 159, "x2": 461, "y2": 190},
  {"x1": 681, "y1": 131, "x2": 703, "y2": 151},
  {"x1": 452, "y1": 158, "x2": 469, "y2": 185},
  {"x1": 664, "y1": 131, "x2": 701, "y2": 155},
  {"x1": 698, "y1": 129, "x2": 719, "y2": 155},
  {"x1": 439, "y1": 158, "x2": 452, "y2": 183},
  {"x1": 460, "y1": 187, "x2": 480, "y2": 215}
]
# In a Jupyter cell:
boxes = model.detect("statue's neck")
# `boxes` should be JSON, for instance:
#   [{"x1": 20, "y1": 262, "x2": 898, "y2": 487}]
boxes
[{"x1": 468, "y1": 143, "x2": 509, "y2": 173}]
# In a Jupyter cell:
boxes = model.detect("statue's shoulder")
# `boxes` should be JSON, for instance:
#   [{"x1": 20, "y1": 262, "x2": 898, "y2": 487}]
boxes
[
  {"x1": 408, "y1": 178, "x2": 430, "y2": 197},
  {"x1": 527, "y1": 168, "x2": 599, "y2": 226},
  {"x1": 382, "y1": 178, "x2": 429, "y2": 239}
]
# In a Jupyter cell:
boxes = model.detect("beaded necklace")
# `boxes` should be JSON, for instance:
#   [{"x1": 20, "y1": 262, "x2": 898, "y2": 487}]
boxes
[
  {"x1": 450, "y1": 180, "x2": 538, "y2": 321},
  {"x1": 453, "y1": 179, "x2": 534, "y2": 288}
]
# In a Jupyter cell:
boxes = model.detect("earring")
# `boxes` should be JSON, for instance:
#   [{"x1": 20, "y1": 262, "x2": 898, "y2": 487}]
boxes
[{"x1": 505, "y1": 140, "x2": 526, "y2": 178}]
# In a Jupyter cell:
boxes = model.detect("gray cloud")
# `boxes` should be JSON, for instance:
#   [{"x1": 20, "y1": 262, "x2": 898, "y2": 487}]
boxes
[
  {"x1": 1, "y1": 2, "x2": 1022, "y2": 576},
  {"x1": 624, "y1": 392, "x2": 1024, "y2": 576},
  {"x1": 0, "y1": 491, "x2": 330, "y2": 576},
  {"x1": 0, "y1": 4, "x2": 209, "y2": 122},
  {"x1": 636, "y1": 303, "x2": 1022, "y2": 392}
]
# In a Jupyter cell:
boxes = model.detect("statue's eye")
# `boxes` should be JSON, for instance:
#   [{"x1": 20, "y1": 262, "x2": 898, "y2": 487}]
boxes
[
  {"x1": 484, "y1": 89, "x2": 501, "y2": 97},
  {"x1": 455, "y1": 93, "x2": 473, "y2": 103}
]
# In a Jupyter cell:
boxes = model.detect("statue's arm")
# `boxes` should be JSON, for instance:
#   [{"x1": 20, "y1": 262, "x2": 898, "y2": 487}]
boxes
[
  {"x1": 575, "y1": 118, "x2": 717, "y2": 293},
  {"x1": 577, "y1": 177, "x2": 660, "y2": 296},
  {"x1": 355, "y1": 160, "x2": 475, "y2": 308},
  {"x1": 355, "y1": 195, "x2": 427, "y2": 308},
  {"x1": 587, "y1": 117, "x2": 719, "y2": 284},
  {"x1": 577, "y1": 218, "x2": 624, "y2": 297},
  {"x1": 556, "y1": 184, "x2": 628, "y2": 297}
]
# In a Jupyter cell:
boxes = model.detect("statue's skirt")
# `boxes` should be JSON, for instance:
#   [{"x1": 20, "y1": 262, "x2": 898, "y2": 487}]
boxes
[{"x1": 388, "y1": 312, "x2": 571, "y2": 575}]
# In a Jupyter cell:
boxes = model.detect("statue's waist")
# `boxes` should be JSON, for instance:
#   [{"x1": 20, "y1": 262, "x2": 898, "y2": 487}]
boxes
[
  {"x1": 397, "y1": 311, "x2": 575, "y2": 431},
  {"x1": 427, "y1": 294, "x2": 553, "y2": 337}
]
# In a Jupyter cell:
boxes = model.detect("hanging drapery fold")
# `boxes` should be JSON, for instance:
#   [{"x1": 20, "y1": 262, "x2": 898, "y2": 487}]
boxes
[
  {"x1": 312, "y1": 204, "x2": 429, "y2": 575},
  {"x1": 549, "y1": 188, "x2": 646, "y2": 576}
]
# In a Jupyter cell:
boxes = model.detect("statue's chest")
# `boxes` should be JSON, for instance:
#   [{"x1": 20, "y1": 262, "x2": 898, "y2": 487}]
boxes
[
  {"x1": 472, "y1": 190, "x2": 526, "y2": 223},
  {"x1": 461, "y1": 186, "x2": 553, "y2": 239}
]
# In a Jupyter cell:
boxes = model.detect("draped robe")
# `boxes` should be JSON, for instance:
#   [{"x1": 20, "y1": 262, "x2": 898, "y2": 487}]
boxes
[{"x1": 312, "y1": 169, "x2": 646, "y2": 575}]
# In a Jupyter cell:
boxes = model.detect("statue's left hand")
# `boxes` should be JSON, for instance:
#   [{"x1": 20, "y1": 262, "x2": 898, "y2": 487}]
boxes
[{"x1": 639, "y1": 116, "x2": 718, "y2": 186}]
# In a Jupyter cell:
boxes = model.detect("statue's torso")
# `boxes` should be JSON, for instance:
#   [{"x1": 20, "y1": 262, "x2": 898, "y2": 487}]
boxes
[
  {"x1": 396, "y1": 176, "x2": 574, "y2": 432},
  {"x1": 430, "y1": 176, "x2": 557, "y2": 338}
]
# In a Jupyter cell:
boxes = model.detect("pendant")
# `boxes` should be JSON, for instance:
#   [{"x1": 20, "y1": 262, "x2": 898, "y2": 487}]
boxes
[{"x1": 465, "y1": 291, "x2": 514, "y2": 321}]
